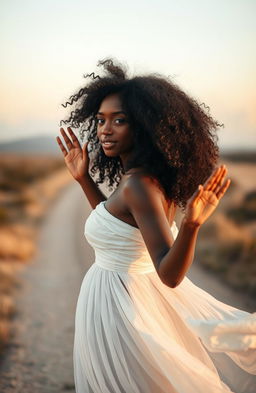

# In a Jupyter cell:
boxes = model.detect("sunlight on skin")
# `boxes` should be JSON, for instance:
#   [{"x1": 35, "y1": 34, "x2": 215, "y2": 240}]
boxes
[
  {"x1": 184, "y1": 165, "x2": 231, "y2": 226},
  {"x1": 56, "y1": 126, "x2": 231, "y2": 229}
]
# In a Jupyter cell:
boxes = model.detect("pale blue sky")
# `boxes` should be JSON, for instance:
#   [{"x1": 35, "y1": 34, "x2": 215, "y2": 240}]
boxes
[{"x1": 1, "y1": 0, "x2": 255, "y2": 150}]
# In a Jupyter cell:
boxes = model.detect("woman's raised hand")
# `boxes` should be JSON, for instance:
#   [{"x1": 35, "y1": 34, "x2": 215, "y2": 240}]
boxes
[
  {"x1": 56, "y1": 127, "x2": 90, "y2": 181},
  {"x1": 184, "y1": 165, "x2": 231, "y2": 227}
]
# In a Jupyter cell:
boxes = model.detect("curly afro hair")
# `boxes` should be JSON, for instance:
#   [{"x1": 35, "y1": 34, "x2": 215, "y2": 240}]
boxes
[{"x1": 60, "y1": 58, "x2": 222, "y2": 210}]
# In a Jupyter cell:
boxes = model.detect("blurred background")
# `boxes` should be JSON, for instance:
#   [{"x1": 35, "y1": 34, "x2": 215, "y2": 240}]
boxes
[{"x1": 0, "y1": 0, "x2": 255, "y2": 391}]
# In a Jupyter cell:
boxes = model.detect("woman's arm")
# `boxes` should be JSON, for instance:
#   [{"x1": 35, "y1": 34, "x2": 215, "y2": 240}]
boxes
[
  {"x1": 76, "y1": 173, "x2": 106, "y2": 210},
  {"x1": 56, "y1": 127, "x2": 106, "y2": 209},
  {"x1": 158, "y1": 218, "x2": 200, "y2": 287},
  {"x1": 160, "y1": 166, "x2": 231, "y2": 287},
  {"x1": 123, "y1": 165, "x2": 230, "y2": 288}
]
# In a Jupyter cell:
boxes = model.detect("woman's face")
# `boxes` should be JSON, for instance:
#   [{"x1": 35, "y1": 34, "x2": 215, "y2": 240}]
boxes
[{"x1": 96, "y1": 93, "x2": 135, "y2": 165}]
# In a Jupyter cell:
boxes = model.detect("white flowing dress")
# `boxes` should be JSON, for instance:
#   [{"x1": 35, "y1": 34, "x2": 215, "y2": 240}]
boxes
[{"x1": 73, "y1": 201, "x2": 256, "y2": 393}]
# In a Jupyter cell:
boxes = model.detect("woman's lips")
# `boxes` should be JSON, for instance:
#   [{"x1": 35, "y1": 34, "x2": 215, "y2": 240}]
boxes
[{"x1": 101, "y1": 141, "x2": 116, "y2": 150}]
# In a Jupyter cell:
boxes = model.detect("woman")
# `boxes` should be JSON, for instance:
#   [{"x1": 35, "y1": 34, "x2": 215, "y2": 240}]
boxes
[{"x1": 56, "y1": 59, "x2": 256, "y2": 393}]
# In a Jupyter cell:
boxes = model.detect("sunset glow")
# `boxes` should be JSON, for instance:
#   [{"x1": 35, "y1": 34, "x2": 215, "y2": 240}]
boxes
[{"x1": 1, "y1": 0, "x2": 255, "y2": 150}]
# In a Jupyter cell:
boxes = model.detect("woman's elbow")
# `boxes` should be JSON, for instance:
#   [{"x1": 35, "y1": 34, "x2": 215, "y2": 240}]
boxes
[{"x1": 159, "y1": 273, "x2": 180, "y2": 288}]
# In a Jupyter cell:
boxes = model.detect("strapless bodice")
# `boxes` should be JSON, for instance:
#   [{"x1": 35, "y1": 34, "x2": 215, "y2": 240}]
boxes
[{"x1": 84, "y1": 201, "x2": 179, "y2": 274}]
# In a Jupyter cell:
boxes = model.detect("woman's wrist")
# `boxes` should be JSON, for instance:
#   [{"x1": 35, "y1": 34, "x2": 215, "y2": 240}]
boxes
[
  {"x1": 76, "y1": 172, "x2": 90, "y2": 183},
  {"x1": 181, "y1": 216, "x2": 202, "y2": 230}
]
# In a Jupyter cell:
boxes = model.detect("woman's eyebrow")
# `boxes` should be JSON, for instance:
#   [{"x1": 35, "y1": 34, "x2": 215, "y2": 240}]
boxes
[{"x1": 97, "y1": 111, "x2": 126, "y2": 115}]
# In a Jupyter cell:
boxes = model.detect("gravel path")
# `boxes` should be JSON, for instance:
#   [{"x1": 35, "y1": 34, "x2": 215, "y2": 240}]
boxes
[
  {"x1": 0, "y1": 183, "x2": 93, "y2": 393},
  {"x1": 0, "y1": 182, "x2": 254, "y2": 392}
]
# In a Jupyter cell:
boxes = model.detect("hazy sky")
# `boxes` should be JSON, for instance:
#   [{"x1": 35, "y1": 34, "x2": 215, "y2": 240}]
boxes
[{"x1": 1, "y1": 0, "x2": 255, "y2": 150}]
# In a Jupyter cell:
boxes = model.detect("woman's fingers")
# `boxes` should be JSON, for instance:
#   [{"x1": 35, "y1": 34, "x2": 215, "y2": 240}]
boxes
[
  {"x1": 82, "y1": 140, "x2": 88, "y2": 151},
  {"x1": 216, "y1": 178, "x2": 231, "y2": 199},
  {"x1": 200, "y1": 165, "x2": 230, "y2": 197},
  {"x1": 56, "y1": 127, "x2": 81, "y2": 156},
  {"x1": 67, "y1": 127, "x2": 81, "y2": 148},
  {"x1": 211, "y1": 166, "x2": 227, "y2": 193},
  {"x1": 203, "y1": 166, "x2": 221, "y2": 190},
  {"x1": 82, "y1": 141, "x2": 89, "y2": 160},
  {"x1": 60, "y1": 128, "x2": 73, "y2": 151},
  {"x1": 192, "y1": 165, "x2": 230, "y2": 203},
  {"x1": 56, "y1": 136, "x2": 68, "y2": 157},
  {"x1": 204, "y1": 165, "x2": 227, "y2": 192}
]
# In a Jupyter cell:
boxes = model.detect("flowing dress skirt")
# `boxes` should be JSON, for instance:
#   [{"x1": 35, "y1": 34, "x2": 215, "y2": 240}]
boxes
[{"x1": 73, "y1": 201, "x2": 256, "y2": 393}]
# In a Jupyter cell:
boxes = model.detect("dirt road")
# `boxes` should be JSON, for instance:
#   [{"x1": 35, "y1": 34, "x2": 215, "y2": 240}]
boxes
[
  {"x1": 0, "y1": 182, "x2": 255, "y2": 392},
  {"x1": 0, "y1": 183, "x2": 93, "y2": 393}
]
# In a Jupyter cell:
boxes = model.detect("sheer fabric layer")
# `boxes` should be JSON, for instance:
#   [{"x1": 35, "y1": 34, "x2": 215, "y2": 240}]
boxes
[{"x1": 73, "y1": 201, "x2": 256, "y2": 393}]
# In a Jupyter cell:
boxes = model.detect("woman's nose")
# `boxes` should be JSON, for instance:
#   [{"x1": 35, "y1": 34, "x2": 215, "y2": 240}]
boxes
[{"x1": 102, "y1": 121, "x2": 113, "y2": 134}]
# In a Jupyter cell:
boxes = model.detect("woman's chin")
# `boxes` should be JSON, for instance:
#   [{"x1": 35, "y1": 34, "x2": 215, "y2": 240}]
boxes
[{"x1": 102, "y1": 149, "x2": 119, "y2": 157}]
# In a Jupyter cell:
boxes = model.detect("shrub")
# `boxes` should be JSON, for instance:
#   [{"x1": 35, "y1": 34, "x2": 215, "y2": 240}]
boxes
[{"x1": 227, "y1": 190, "x2": 256, "y2": 223}]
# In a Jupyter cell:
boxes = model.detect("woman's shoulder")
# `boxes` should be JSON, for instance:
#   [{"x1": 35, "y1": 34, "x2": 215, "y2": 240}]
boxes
[
  {"x1": 119, "y1": 171, "x2": 177, "y2": 229},
  {"x1": 120, "y1": 170, "x2": 176, "y2": 217},
  {"x1": 121, "y1": 170, "x2": 167, "y2": 208}
]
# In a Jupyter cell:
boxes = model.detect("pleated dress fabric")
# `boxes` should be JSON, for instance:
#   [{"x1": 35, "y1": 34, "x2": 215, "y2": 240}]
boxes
[{"x1": 73, "y1": 201, "x2": 256, "y2": 393}]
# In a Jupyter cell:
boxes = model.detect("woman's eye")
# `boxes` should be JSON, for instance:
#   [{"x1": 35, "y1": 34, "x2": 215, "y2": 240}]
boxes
[
  {"x1": 115, "y1": 118, "x2": 126, "y2": 124},
  {"x1": 96, "y1": 118, "x2": 126, "y2": 125}
]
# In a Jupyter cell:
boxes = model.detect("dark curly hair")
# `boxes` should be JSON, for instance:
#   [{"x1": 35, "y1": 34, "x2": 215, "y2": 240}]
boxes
[{"x1": 60, "y1": 58, "x2": 222, "y2": 210}]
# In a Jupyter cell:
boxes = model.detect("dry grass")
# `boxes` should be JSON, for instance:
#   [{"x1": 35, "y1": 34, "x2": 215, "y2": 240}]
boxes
[
  {"x1": 0, "y1": 153, "x2": 72, "y2": 351},
  {"x1": 1, "y1": 152, "x2": 255, "y2": 351},
  {"x1": 0, "y1": 224, "x2": 36, "y2": 260},
  {"x1": 0, "y1": 262, "x2": 22, "y2": 350}
]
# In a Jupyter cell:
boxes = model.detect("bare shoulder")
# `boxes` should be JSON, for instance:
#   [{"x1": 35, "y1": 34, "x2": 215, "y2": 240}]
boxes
[
  {"x1": 121, "y1": 172, "x2": 165, "y2": 211},
  {"x1": 119, "y1": 173, "x2": 175, "y2": 275}
]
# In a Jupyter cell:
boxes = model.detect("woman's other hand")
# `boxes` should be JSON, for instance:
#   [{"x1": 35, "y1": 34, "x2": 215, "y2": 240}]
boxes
[
  {"x1": 56, "y1": 127, "x2": 90, "y2": 181},
  {"x1": 183, "y1": 165, "x2": 231, "y2": 227}
]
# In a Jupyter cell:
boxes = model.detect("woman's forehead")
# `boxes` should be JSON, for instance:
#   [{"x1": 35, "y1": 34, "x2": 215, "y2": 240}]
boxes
[{"x1": 98, "y1": 93, "x2": 123, "y2": 113}]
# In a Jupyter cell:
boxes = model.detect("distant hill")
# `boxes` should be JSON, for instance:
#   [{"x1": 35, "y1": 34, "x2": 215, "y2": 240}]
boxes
[
  {"x1": 0, "y1": 135, "x2": 61, "y2": 155},
  {"x1": 1, "y1": 135, "x2": 255, "y2": 163},
  {"x1": 221, "y1": 150, "x2": 256, "y2": 163}
]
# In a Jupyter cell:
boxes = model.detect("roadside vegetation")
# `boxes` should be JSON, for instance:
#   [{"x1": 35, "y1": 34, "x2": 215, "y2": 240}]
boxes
[
  {"x1": 1, "y1": 150, "x2": 255, "y2": 353},
  {"x1": 0, "y1": 154, "x2": 72, "y2": 353},
  {"x1": 196, "y1": 153, "x2": 256, "y2": 296}
]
